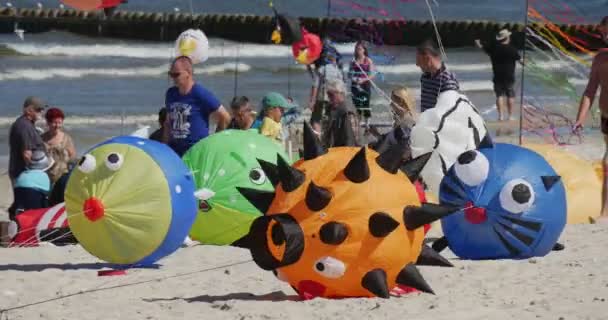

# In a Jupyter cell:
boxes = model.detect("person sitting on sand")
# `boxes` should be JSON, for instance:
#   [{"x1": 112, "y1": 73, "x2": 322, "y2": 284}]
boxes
[
  {"x1": 8, "y1": 149, "x2": 54, "y2": 221},
  {"x1": 228, "y1": 96, "x2": 256, "y2": 130},
  {"x1": 42, "y1": 107, "x2": 77, "y2": 184},
  {"x1": 258, "y1": 92, "x2": 294, "y2": 143},
  {"x1": 369, "y1": 87, "x2": 417, "y2": 160},
  {"x1": 573, "y1": 16, "x2": 608, "y2": 222},
  {"x1": 149, "y1": 107, "x2": 168, "y2": 142}
]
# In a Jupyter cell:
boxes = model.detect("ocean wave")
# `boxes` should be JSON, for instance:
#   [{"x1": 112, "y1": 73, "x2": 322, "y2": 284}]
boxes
[{"x1": 0, "y1": 62, "x2": 251, "y2": 81}]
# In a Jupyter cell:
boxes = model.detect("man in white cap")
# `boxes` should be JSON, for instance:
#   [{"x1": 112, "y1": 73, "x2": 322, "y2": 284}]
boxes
[{"x1": 475, "y1": 29, "x2": 521, "y2": 122}]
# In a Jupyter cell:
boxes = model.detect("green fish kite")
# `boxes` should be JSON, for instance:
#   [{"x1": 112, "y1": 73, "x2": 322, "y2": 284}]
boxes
[{"x1": 183, "y1": 129, "x2": 291, "y2": 246}]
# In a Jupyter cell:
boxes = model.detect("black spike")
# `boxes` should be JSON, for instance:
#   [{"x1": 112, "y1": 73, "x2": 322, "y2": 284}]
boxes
[
  {"x1": 361, "y1": 269, "x2": 390, "y2": 298},
  {"x1": 400, "y1": 152, "x2": 432, "y2": 182},
  {"x1": 305, "y1": 181, "x2": 332, "y2": 211},
  {"x1": 319, "y1": 222, "x2": 348, "y2": 245},
  {"x1": 344, "y1": 147, "x2": 370, "y2": 183},
  {"x1": 541, "y1": 176, "x2": 561, "y2": 191},
  {"x1": 478, "y1": 131, "x2": 493, "y2": 149},
  {"x1": 303, "y1": 122, "x2": 327, "y2": 160},
  {"x1": 237, "y1": 187, "x2": 275, "y2": 213},
  {"x1": 395, "y1": 264, "x2": 434, "y2": 294},
  {"x1": 416, "y1": 245, "x2": 453, "y2": 267},
  {"x1": 368, "y1": 212, "x2": 400, "y2": 238},
  {"x1": 403, "y1": 203, "x2": 460, "y2": 230},
  {"x1": 376, "y1": 143, "x2": 408, "y2": 174},
  {"x1": 277, "y1": 154, "x2": 305, "y2": 192},
  {"x1": 257, "y1": 159, "x2": 279, "y2": 187},
  {"x1": 431, "y1": 236, "x2": 450, "y2": 253},
  {"x1": 553, "y1": 242, "x2": 565, "y2": 251}
]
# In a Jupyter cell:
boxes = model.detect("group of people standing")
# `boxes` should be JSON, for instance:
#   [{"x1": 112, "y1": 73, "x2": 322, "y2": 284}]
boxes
[{"x1": 8, "y1": 97, "x2": 76, "y2": 219}]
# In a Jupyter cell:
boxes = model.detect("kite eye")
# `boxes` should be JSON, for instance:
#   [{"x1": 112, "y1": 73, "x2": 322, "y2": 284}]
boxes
[
  {"x1": 105, "y1": 153, "x2": 123, "y2": 171},
  {"x1": 249, "y1": 168, "x2": 267, "y2": 185},
  {"x1": 78, "y1": 154, "x2": 96, "y2": 173},
  {"x1": 454, "y1": 150, "x2": 489, "y2": 186},
  {"x1": 313, "y1": 256, "x2": 346, "y2": 279},
  {"x1": 500, "y1": 179, "x2": 535, "y2": 214}
]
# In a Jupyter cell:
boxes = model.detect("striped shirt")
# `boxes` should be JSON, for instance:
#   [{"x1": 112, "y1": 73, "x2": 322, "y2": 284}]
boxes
[{"x1": 420, "y1": 64, "x2": 460, "y2": 112}]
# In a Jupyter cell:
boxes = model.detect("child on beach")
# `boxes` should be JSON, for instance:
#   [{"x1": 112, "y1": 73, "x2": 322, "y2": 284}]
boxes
[
  {"x1": 8, "y1": 149, "x2": 54, "y2": 221},
  {"x1": 258, "y1": 92, "x2": 295, "y2": 143}
]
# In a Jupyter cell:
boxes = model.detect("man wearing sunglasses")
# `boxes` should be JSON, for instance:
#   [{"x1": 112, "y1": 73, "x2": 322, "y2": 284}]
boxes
[
  {"x1": 9, "y1": 96, "x2": 47, "y2": 186},
  {"x1": 163, "y1": 56, "x2": 231, "y2": 156}
]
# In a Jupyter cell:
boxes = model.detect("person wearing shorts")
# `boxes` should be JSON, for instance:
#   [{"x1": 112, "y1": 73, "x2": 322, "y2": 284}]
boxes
[
  {"x1": 475, "y1": 29, "x2": 521, "y2": 121},
  {"x1": 574, "y1": 16, "x2": 608, "y2": 222}
]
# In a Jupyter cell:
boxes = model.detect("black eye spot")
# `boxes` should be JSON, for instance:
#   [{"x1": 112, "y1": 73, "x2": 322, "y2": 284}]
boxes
[
  {"x1": 315, "y1": 262, "x2": 325, "y2": 272},
  {"x1": 107, "y1": 153, "x2": 120, "y2": 164},
  {"x1": 457, "y1": 151, "x2": 477, "y2": 165},
  {"x1": 512, "y1": 184, "x2": 531, "y2": 204},
  {"x1": 271, "y1": 223, "x2": 285, "y2": 245},
  {"x1": 250, "y1": 170, "x2": 261, "y2": 181}
]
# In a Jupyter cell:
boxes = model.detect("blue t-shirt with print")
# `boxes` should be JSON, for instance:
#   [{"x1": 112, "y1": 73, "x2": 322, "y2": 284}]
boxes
[{"x1": 165, "y1": 83, "x2": 221, "y2": 156}]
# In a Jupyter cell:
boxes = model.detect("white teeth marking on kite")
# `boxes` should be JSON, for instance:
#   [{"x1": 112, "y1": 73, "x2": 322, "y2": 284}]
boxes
[{"x1": 194, "y1": 188, "x2": 215, "y2": 200}]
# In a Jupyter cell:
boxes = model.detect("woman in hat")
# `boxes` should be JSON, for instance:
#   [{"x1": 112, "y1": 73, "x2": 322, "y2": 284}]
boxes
[{"x1": 42, "y1": 107, "x2": 77, "y2": 184}]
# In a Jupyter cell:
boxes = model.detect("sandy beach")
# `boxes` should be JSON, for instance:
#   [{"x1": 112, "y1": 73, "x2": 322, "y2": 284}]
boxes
[{"x1": 1, "y1": 143, "x2": 608, "y2": 320}]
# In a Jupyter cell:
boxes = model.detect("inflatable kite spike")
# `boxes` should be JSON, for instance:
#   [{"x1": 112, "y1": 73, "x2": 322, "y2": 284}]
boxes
[
  {"x1": 257, "y1": 158, "x2": 280, "y2": 187},
  {"x1": 362, "y1": 269, "x2": 391, "y2": 298},
  {"x1": 403, "y1": 203, "x2": 461, "y2": 231},
  {"x1": 376, "y1": 143, "x2": 409, "y2": 174},
  {"x1": 396, "y1": 264, "x2": 435, "y2": 294},
  {"x1": 319, "y1": 222, "x2": 348, "y2": 245},
  {"x1": 236, "y1": 187, "x2": 275, "y2": 214},
  {"x1": 400, "y1": 152, "x2": 432, "y2": 182},
  {"x1": 303, "y1": 122, "x2": 327, "y2": 160},
  {"x1": 368, "y1": 212, "x2": 400, "y2": 238},
  {"x1": 276, "y1": 154, "x2": 305, "y2": 192},
  {"x1": 342, "y1": 147, "x2": 370, "y2": 183},
  {"x1": 541, "y1": 175, "x2": 561, "y2": 191},
  {"x1": 305, "y1": 181, "x2": 332, "y2": 212},
  {"x1": 477, "y1": 131, "x2": 494, "y2": 149},
  {"x1": 416, "y1": 245, "x2": 453, "y2": 267}
]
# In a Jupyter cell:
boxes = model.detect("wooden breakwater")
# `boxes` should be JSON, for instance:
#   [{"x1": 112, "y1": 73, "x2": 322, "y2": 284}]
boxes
[{"x1": 0, "y1": 7, "x2": 603, "y2": 50}]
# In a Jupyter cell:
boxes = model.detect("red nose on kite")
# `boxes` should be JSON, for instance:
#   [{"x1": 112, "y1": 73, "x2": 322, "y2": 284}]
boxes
[
  {"x1": 464, "y1": 201, "x2": 487, "y2": 224},
  {"x1": 83, "y1": 197, "x2": 105, "y2": 222}
]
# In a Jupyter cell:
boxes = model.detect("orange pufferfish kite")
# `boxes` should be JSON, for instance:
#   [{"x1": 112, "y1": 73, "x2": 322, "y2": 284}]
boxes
[{"x1": 240, "y1": 123, "x2": 457, "y2": 299}]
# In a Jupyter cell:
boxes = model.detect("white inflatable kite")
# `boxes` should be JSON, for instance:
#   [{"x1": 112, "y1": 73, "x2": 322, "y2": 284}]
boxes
[
  {"x1": 174, "y1": 29, "x2": 210, "y2": 64},
  {"x1": 410, "y1": 90, "x2": 489, "y2": 195}
]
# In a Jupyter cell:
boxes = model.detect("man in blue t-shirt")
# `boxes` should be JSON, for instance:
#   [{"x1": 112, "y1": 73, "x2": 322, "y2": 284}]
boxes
[{"x1": 163, "y1": 56, "x2": 231, "y2": 156}]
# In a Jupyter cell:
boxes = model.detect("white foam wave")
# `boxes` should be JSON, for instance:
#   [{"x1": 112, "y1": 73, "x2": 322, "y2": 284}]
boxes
[
  {"x1": 0, "y1": 115, "x2": 157, "y2": 127},
  {"x1": 0, "y1": 62, "x2": 251, "y2": 80}
]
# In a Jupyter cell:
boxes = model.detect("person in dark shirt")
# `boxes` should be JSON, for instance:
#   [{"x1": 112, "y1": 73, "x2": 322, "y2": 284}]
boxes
[
  {"x1": 475, "y1": 29, "x2": 521, "y2": 121},
  {"x1": 416, "y1": 39, "x2": 460, "y2": 112},
  {"x1": 228, "y1": 96, "x2": 256, "y2": 130},
  {"x1": 9, "y1": 96, "x2": 46, "y2": 185},
  {"x1": 149, "y1": 107, "x2": 167, "y2": 142}
]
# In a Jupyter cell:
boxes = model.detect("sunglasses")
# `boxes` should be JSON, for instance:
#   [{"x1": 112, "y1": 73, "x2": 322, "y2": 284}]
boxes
[{"x1": 168, "y1": 71, "x2": 182, "y2": 78}]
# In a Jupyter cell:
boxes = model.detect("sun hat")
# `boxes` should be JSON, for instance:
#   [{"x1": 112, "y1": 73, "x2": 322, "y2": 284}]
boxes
[
  {"x1": 28, "y1": 149, "x2": 55, "y2": 171},
  {"x1": 496, "y1": 29, "x2": 512, "y2": 41},
  {"x1": 261, "y1": 92, "x2": 295, "y2": 110}
]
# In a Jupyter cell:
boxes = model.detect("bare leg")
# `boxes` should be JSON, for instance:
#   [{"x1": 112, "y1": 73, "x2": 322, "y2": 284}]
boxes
[
  {"x1": 601, "y1": 135, "x2": 608, "y2": 219},
  {"x1": 496, "y1": 96, "x2": 504, "y2": 121},
  {"x1": 507, "y1": 97, "x2": 515, "y2": 121}
]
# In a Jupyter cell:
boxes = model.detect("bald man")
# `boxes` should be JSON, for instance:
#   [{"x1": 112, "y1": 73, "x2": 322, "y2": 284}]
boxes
[{"x1": 163, "y1": 56, "x2": 231, "y2": 156}]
